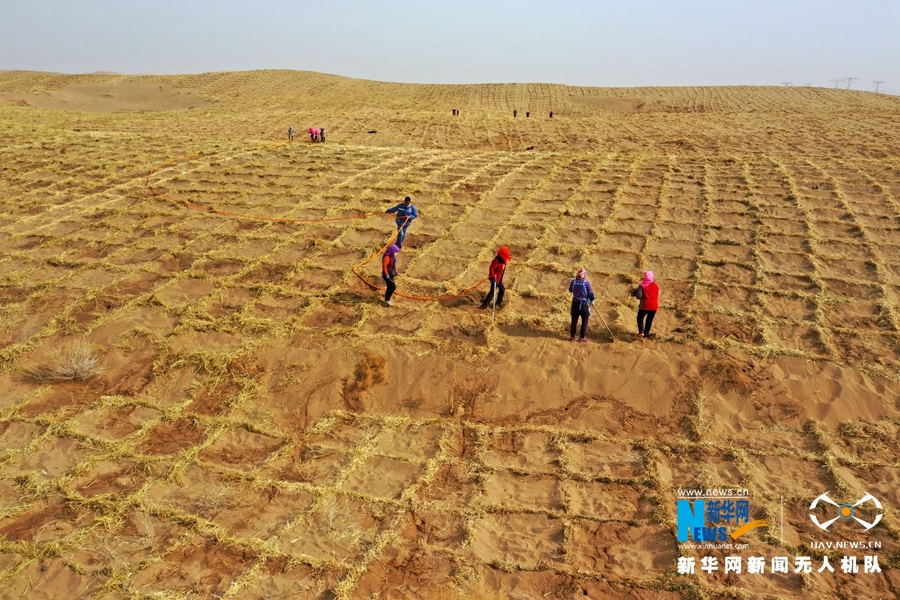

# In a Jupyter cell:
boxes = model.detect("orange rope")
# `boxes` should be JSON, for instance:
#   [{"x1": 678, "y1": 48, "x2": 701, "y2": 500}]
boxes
[
  {"x1": 350, "y1": 219, "x2": 489, "y2": 301},
  {"x1": 148, "y1": 149, "x2": 489, "y2": 302}
]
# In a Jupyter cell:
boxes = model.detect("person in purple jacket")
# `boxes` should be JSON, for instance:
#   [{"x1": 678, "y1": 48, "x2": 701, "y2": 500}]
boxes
[{"x1": 569, "y1": 268, "x2": 595, "y2": 342}]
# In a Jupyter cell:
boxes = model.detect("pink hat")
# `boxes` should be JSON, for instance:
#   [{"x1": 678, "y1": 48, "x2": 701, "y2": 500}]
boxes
[{"x1": 576, "y1": 268, "x2": 587, "y2": 279}]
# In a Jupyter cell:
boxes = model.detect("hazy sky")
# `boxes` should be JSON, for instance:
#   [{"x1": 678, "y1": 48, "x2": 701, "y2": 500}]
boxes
[{"x1": 1, "y1": 1, "x2": 898, "y2": 93}]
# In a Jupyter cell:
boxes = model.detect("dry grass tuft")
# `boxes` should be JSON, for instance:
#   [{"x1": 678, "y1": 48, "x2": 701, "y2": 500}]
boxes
[
  {"x1": 26, "y1": 338, "x2": 105, "y2": 382},
  {"x1": 343, "y1": 350, "x2": 387, "y2": 411},
  {"x1": 445, "y1": 375, "x2": 496, "y2": 419},
  {"x1": 700, "y1": 357, "x2": 752, "y2": 394},
  {"x1": 687, "y1": 388, "x2": 712, "y2": 438}
]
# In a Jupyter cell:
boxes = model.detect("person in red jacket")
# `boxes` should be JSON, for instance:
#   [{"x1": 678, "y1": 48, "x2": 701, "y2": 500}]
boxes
[
  {"x1": 382, "y1": 244, "x2": 400, "y2": 306},
  {"x1": 480, "y1": 246, "x2": 511, "y2": 310},
  {"x1": 633, "y1": 270, "x2": 659, "y2": 338}
]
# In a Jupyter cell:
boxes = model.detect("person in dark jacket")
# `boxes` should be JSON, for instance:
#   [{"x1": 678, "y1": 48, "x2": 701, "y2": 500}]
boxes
[
  {"x1": 480, "y1": 246, "x2": 511, "y2": 309},
  {"x1": 633, "y1": 270, "x2": 659, "y2": 338},
  {"x1": 382, "y1": 244, "x2": 400, "y2": 306},
  {"x1": 569, "y1": 268, "x2": 594, "y2": 342},
  {"x1": 385, "y1": 196, "x2": 419, "y2": 248}
]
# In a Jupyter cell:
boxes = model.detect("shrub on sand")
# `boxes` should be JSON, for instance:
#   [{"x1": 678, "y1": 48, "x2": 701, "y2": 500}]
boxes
[{"x1": 27, "y1": 338, "x2": 105, "y2": 382}]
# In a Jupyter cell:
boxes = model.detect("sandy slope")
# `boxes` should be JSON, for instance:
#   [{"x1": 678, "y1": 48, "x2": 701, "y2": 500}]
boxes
[
  {"x1": 0, "y1": 80, "x2": 211, "y2": 113},
  {"x1": 0, "y1": 70, "x2": 899, "y2": 599}
]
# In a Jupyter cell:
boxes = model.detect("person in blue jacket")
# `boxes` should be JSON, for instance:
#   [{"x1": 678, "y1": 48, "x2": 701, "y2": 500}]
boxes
[{"x1": 385, "y1": 196, "x2": 419, "y2": 248}]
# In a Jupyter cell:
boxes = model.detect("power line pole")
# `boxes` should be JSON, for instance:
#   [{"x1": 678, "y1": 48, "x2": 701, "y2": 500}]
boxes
[
  {"x1": 845, "y1": 77, "x2": 858, "y2": 90},
  {"x1": 830, "y1": 78, "x2": 843, "y2": 88},
  {"x1": 873, "y1": 80, "x2": 885, "y2": 93},
  {"x1": 781, "y1": 81, "x2": 793, "y2": 86},
  {"x1": 803, "y1": 83, "x2": 813, "y2": 87}
]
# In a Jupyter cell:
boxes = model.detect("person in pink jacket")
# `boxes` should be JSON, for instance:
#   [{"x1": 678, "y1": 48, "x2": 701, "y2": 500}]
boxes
[{"x1": 633, "y1": 271, "x2": 660, "y2": 338}]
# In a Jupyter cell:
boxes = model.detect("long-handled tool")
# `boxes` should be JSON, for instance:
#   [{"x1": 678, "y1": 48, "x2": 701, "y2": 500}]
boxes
[{"x1": 595, "y1": 302, "x2": 615, "y2": 342}]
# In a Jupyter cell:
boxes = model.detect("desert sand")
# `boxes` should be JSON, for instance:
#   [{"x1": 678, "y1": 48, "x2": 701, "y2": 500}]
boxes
[{"x1": 1, "y1": 70, "x2": 899, "y2": 599}]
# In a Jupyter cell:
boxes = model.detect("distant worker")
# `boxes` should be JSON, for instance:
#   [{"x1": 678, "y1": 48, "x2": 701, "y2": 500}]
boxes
[
  {"x1": 526, "y1": 110, "x2": 530, "y2": 117},
  {"x1": 480, "y1": 246, "x2": 511, "y2": 310},
  {"x1": 633, "y1": 271, "x2": 660, "y2": 338},
  {"x1": 320, "y1": 128, "x2": 326, "y2": 143},
  {"x1": 549, "y1": 110, "x2": 553, "y2": 118},
  {"x1": 382, "y1": 244, "x2": 400, "y2": 306},
  {"x1": 452, "y1": 107, "x2": 457, "y2": 116},
  {"x1": 513, "y1": 109, "x2": 517, "y2": 117},
  {"x1": 288, "y1": 126, "x2": 294, "y2": 141},
  {"x1": 569, "y1": 268, "x2": 595, "y2": 342},
  {"x1": 385, "y1": 196, "x2": 419, "y2": 248},
  {"x1": 309, "y1": 128, "x2": 316, "y2": 142}
]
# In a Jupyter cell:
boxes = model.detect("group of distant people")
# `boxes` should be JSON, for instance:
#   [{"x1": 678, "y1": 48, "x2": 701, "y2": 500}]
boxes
[
  {"x1": 287, "y1": 126, "x2": 326, "y2": 143},
  {"x1": 511, "y1": 109, "x2": 552, "y2": 118},
  {"x1": 452, "y1": 108, "x2": 554, "y2": 118},
  {"x1": 288, "y1": 108, "x2": 556, "y2": 144},
  {"x1": 378, "y1": 195, "x2": 660, "y2": 341}
]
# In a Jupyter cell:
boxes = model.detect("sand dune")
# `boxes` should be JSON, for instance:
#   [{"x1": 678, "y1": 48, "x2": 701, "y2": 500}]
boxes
[
  {"x1": 0, "y1": 70, "x2": 899, "y2": 599},
  {"x1": 1, "y1": 79, "x2": 212, "y2": 112}
]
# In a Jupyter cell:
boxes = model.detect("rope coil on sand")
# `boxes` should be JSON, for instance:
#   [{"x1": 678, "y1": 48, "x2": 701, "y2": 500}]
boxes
[
  {"x1": 350, "y1": 222, "x2": 489, "y2": 300},
  {"x1": 147, "y1": 150, "x2": 489, "y2": 302}
]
